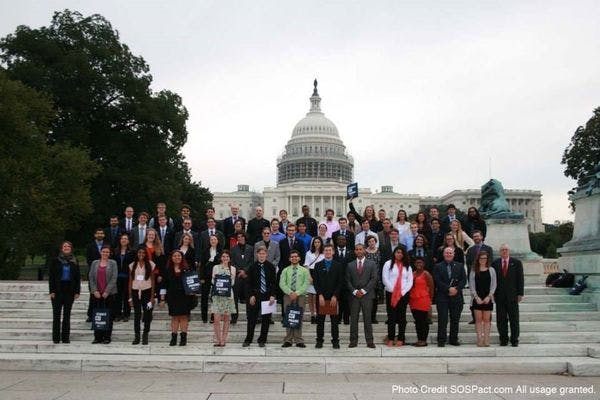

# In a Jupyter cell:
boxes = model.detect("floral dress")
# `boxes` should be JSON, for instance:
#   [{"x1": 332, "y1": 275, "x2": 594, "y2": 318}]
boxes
[{"x1": 209, "y1": 264, "x2": 236, "y2": 315}]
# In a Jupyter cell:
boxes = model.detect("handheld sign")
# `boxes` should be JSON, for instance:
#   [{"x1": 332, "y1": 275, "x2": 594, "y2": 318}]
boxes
[{"x1": 347, "y1": 182, "x2": 359, "y2": 200}]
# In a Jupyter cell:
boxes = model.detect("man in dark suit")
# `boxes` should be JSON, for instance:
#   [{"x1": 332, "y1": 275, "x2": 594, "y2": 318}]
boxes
[
  {"x1": 465, "y1": 230, "x2": 494, "y2": 272},
  {"x1": 346, "y1": 244, "x2": 378, "y2": 348},
  {"x1": 379, "y1": 228, "x2": 404, "y2": 265},
  {"x1": 104, "y1": 215, "x2": 122, "y2": 249},
  {"x1": 197, "y1": 207, "x2": 222, "y2": 233},
  {"x1": 156, "y1": 215, "x2": 176, "y2": 257},
  {"x1": 243, "y1": 247, "x2": 277, "y2": 347},
  {"x1": 222, "y1": 205, "x2": 246, "y2": 240},
  {"x1": 428, "y1": 218, "x2": 445, "y2": 262},
  {"x1": 433, "y1": 247, "x2": 467, "y2": 347},
  {"x1": 173, "y1": 204, "x2": 194, "y2": 233},
  {"x1": 313, "y1": 244, "x2": 344, "y2": 349},
  {"x1": 492, "y1": 244, "x2": 524, "y2": 347},
  {"x1": 278, "y1": 209, "x2": 292, "y2": 234},
  {"x1": 279, "y1": 224, "x2": 305, "y2": 270},
  {"x1": 120, "y1": 206, "x2": 135, "y2": 235},
  {"x1": 332, "y1": 217, "x2": 355, "y2": 251},
  {"x1": 247, "y1": 206, "x2": 270, "y2": 246},
  {"x1": 440, "y1": 204, "x2": 463, "y2": 234},
  {"x1": 296, "y1": 205, "x2": 318, "y2": 237},
  {"x1": 85, "y1": 228, "x2": 105, "y2": 322},
  {"x1": 174, "y1": 218, "x2": 200, "y2": 253},
  {"x1": 377, "y1": 218, "x2": 393, "y2": 250},
  {"x1": 230, "y1": 232, "x2": 254, "y2": 324},
  {"x1": 334, "y1": 235, "x2": 355, "y2": 325},
  {"x1": 198, "y1": 218, "x2": 225, "y2": 254},
  {"x1": 130, "y1": 212, "x2": 150, "y2": 247}
]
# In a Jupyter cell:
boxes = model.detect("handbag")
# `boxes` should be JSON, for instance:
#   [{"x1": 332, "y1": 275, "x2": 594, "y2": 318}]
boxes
[
  {"x1": 212, "y1": 273, "x2": 232, "y2": 297},
  {"x1": 92, "y1": 300, "x2": 111, "y2": 331},
  {"x1": 283, "y1": 302, "x2": 304, "y2": 329},
  {"x1": 182, "y1": 270, "x2": 201, "y2": 295}
]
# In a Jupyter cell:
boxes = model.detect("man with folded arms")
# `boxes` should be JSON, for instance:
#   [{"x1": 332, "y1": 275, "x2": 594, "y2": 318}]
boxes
[{"x1": 313, "y1": 244, "x2": 344, "y2": 349}]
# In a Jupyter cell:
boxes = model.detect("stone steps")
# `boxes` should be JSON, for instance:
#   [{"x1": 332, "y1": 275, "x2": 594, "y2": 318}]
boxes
[
  {"x1": 1, "y1": 281, "x2": 599, "y2": 376},
  {"x1": 2, "y1": 318, "x2": 600, "y2": 333}
]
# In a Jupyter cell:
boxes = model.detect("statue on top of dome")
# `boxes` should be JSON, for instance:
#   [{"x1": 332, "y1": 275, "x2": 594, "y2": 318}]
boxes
[{"x1": 313, "y1": 78, "x2": 319, "y2": 96}]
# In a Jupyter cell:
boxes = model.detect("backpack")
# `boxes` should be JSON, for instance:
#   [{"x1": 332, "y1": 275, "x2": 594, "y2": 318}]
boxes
[
  {"x1": 550, "y1": 269, "x2": 575, "y2": 288},
  {"x1": 569, "y1": 275, "x2": 589, "y2": 295},
  {"x1": 545, "y1": 272, "x2": 561, "y2": 287}
]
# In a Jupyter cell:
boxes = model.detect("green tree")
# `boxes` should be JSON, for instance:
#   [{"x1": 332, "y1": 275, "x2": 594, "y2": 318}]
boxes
[
  {"x1": 0, "y1": 71, "x2": 99, "y2": 278},
  {"x1": 562, "y1": 107, "x2": 600, "y2": 187},
  {"x1": 0, "y1": 10, "x2": 211, "y2": 242}
]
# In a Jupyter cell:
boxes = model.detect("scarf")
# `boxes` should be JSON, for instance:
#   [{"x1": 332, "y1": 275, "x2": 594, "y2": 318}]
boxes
[
  {"x1": 58, "y1": 252, "x2": 77, "y2": 265},
  {"x1": 391, "y1": 262, "x2": 404, "y2": 307}
]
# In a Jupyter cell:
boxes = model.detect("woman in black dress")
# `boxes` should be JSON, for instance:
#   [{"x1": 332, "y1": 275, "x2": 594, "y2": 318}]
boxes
[
  {"x1": 112, "y1": 234, "x2": 135, "y2": 322},
  {"x1": 199, "y1": 235, "x2": 222, "y2": 323},
  {"x1": 160, "y1": 250, "x2": 195, "y2": 346},
  {"x1": 49, "y1": 241, "x2": 81, "y2": 344},
  {"x1": 469, "y1": 251, "x2": 496, "y2": 347}
]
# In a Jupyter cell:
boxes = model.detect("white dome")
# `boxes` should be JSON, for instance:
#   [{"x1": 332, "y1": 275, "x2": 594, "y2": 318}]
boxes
[{"x1": 292, "y1": 112, "x2": 340, "y2": 138}]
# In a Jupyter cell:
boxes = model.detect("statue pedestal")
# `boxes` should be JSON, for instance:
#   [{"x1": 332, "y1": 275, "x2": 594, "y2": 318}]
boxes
[
  {"x1": 558, "y1": 188, "x2": 600, "y2": 308},
  {"x1": 485, "y1": 218, "x2": 544, "y2": 284}
]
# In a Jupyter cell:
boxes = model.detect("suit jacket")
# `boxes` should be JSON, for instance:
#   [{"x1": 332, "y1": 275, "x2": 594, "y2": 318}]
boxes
[
  {"x1": 120, "y1": 218, "x2": 136, "y2": 235},
  {"x1": 313, "y1": 259, "x2": 344, "y2": 300},
  {"x1": 465, "y1": 243, "x2": 494, "y2": 269},
  {"x1": 198, "y1": 229, "x2": 225, "y2": 254},
  {"x1": 379, "y1": 241, "x2": 405, "y2": 265},
  {"x1": 295, "y1": 216, "x2": 318, "y2": 237},
  {"x1": 246, "y1": 218, "x2": 270, "y2": 245},
  {"x1": 156, "y1": 226, "x2": 176, "y2": 255},
  {"x1": 49, "y1": 257, "x2": 81, "y2": 295},
  {"x1": 428, "y1": 230, "x2": 445, "y2": 256},
  {"x1": 441, "y1": 216, "x2": 464, "y2": 235},
  {"x1": 278, "y1": 237, "x2": 305, "y2": 269},
  {"x1": 85, "y1": 241, "x2": 104, "y2": 267},
  {"x1": 197, "y1": 219, "x2": 222, "y2": 234},
  {"x1": 409, "y1": 247, "x2": 434, "y2": 273},
  {"x1": 199, "y1": 248, "x2": 221, "y2": 281},
  {"x1": 104, "y1": 225, "x2": 123, "y2": 249},
  {"x1": 130, "y1": 225, "x2": 149, "y2": 247},
  {"x1": 222, "y1": 216, "x2": 246, "y2": 239},
  {"x1": 332, "y1": 229, "x2": 355, "y2": 250},
  {"x1": 492, "y1": 257, "x2": 524, "y2": 301},
  {"x1": 88, "y1": 259, "x2": 118, "y2": 296},
  {"x1": 174, "y1": 230, "x2": 200, "y2": 255},
  {"x1": 433, "y1": 260, "x2": 466, "y2": 304},
  {"x1": 377, "y1": 230, "x2": 391, "y2": 250},
  {"x1": 346, "y1": 258, "x2": 378, "y2": 299},
  {"x1": 230, "y1": 244, "x2": 254, "y2": 272},
  {"x1": 253, "y1": 240, "x2": 280, "y2": 268},
  {"x1": 246, "y1": 260, "x2": 277, "y2": 299}
]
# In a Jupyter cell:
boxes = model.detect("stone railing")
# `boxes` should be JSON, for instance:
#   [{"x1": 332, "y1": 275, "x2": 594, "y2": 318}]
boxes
[{"x1": 542, "y1": 259, "x2": 560, "y2": 275}]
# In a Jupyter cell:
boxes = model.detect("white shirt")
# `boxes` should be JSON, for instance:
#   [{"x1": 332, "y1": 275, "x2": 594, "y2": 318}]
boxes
[
  {"x1": 304, "y1": 251, "x2": 324, "y2": 270},
  {"x1": 381, "y1": 260, "x2": 414, "y2": 296},
  {"x1": 355, "y1": 230, "x2": 379, "y2": 247},
  {"x1": 395, "y1": 222, "x2": 410, "y2": 237}
]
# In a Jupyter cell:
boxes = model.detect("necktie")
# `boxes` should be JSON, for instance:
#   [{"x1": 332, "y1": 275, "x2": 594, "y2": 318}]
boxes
[
  {"x1": 210, "y1": 230, "x2": 214, "y2": 236},
  {"x1": 112, "y1": 228, "x2": 116, "y2": 237},
  {"x1": 502, "y1": 259, "x2": 508, "y2": 278},
  {"x1": 341, "y1": 249, "x2": 345, "y2": 258},
  {"x1": 447, "y1": 263, "x2": 452, "y2": 279},
  {"x1": 161, "y1": 228, "x2": 165, "y2": 241},
  {"x1": 357, "y1": 259, "x2": 363, "y2": 275},
  {"x1": 127, "y1": 220, "x2": 131, "y2": 231},
  {"x1": 260, "y1": 264, "x2": 267, "y2": 294},
  {"x1": 290, "y1": 268, "x2": 297, "y2": 291},
  {"x1": 289, "y1": 238, "x2": 293, "y2": 248},
  {"x1": 418, "y1": 248, "x2": 423, "y2": 257},
  {"x1": 140, "y1": 227, "x2": 145, "y2": 244}
]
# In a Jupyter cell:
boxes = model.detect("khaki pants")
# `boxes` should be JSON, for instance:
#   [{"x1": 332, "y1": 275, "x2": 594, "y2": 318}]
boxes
[{"x1": 283, "y1": 294, "x2": 305, "y2": 344}]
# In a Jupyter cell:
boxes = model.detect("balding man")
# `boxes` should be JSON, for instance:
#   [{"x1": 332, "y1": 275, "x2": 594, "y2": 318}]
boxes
[
  {"x1": 492, "y1": 244, "x2": 524, "y2": 347},
  {"x1": 434, "y1": 247, "x2": 466, "y2": 347},
  {"x1": 247, "y1": 206, "x2": 270, "y2": 245},
  {"x1": 222, "y1": 205, "x2": 246, "y2": 239}
]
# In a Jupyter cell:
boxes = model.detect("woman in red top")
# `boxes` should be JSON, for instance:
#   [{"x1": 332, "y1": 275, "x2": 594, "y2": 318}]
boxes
[{"x1": 409, "y1": 256, "x2": 434, "y2": 346}]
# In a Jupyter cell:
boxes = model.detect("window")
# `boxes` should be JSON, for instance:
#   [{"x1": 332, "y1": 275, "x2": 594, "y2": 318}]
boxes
[{"x1": 272, "y1": 207, "x2": 277, "y2": 216}]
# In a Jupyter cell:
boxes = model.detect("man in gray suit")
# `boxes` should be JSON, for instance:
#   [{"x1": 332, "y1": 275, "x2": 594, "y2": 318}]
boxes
[
  {"x1": 253, "y1": 228, "x2": 281, "y2": 269},
  {"x1": 346, "y1": 244, "x2": 378, "y2": 348}
]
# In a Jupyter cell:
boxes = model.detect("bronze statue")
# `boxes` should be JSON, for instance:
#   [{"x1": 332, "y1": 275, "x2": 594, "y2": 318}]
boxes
[{"x1": 480, "y1": 179, "x2": 523, "y2": 219}]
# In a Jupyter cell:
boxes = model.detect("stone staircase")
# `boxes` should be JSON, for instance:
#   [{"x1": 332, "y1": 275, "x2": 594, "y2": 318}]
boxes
[{"x1": 0, "y1": 281, "x2": 599, "y2": 375}]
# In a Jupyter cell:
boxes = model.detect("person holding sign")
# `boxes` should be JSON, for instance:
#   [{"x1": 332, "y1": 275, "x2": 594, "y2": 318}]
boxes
[
  {"x1": 313, "y1": 244, "x2": 344, "y2": 349},
  {"x1": 279, "y1": 250, "x2": 310, "y2": 347},
  {"x1": 161, "y1": 250, "x2": 197, "y2": 346},
  {"x1": 128, "y1": 246, "x2": 156, "y2": 345},
  {"x1": 210, "y1": 250, "x2": 237, "y2": 347},
  {"x1": 89, "y1": 246, "x2": 118, "y2": 344},
  {"x1": 243, "y1": 247, "x2": 277, "y2": 347}
]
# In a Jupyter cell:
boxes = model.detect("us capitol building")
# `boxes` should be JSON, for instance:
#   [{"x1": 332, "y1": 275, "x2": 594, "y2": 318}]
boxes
[{"x1": 213, "y1": 81, "x2": 544, "y2": 232}]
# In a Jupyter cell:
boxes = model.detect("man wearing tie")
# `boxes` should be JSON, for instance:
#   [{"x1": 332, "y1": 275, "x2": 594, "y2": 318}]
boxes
[
  {"x1": 104, "y1": 215, "x2": 122, "y2": 248},
  {"x1": 346, "y1": 244, "x2": 378, "y2": 348},
  {"x1": 243, "y1": 247, "x2": 277, "y2": 347},
  {"x1": 313, "y1": 244, "x2": 344, "y2": 349},
  {"x1": 332, "y1": 217, "x2": 355, "y2": 251},
  {"x1": 156, "y1": 215, "x2": 175, "y2": 256},
  {"x1": 121, "y1": 206, "x2": 135, "y2": 235},
  {"x1": 222, "y1": 205, "x2": 246, "y2": 240},
  {"x1": 492, "y1": 244, "x2": 524, "y2": 347},
  {"x1": 279, "y1": 251, "x2": 309, "y2": 348},
  {"x1": 334, "y1": 235, "x2": 354, "y2": 325},
  {"x1": 131, "y1": 212, "x2": 149, "y2": 246},
  {"x1": 433, "y1": 247, "x2": 466, "y2": 347},
  {"x1": 441, "y1": 204, "x2": 463, "y2": 234},
  {"x1": 198, "y1": 218, "x2": 225, "y2": 254}
]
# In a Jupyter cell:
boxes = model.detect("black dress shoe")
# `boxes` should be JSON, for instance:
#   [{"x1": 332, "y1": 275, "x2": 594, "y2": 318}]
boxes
[
  {"x1": 122, "y1": 317, "x2": 129, "y2": 322},
  {"x1": 282, "y1": 342, "x2": 292, "y2": 348},
  {"x1": 53, "y1": 340, "x2": 60, "y2": 344},
  {"x1": 332, "y1": 342, "x2": 340, "y2": 349},
  {"x1": 103, "y1": 339, "x2": 111, "y2": 344},
  {"x1": 242, "y1": 342, "x2": 250, "y2": 347},
  {"x1": 258, "y1": 342, "x2": 265, "y2": 347},
  {"x1": 311, "y1": 316, "x2": 316, "y2": 324},
  {"x1": 92, "y1": 339, "x2": 102, "y2": 344},
  {"x1": 468, "y1": 320, "x2": 475, "y2": 325},
  {"x1": 62, "y1": 339, "x2": 70, "y2": 344},
  {"x1": 296, "y1": 343, "x2": 306, "y2": 348},
  {"x1": 343, "y1": 320, "x2": 350, "y2": 325},
  {"x1": 86, "y1": 317, "x2": 92, "y2": 323},
  {"x1": 499, "y1": 341, "x2": 508, "y2": 347},
  {"x1": 367, "y1": 342, "x2": 376, "y2": 348},
  {"x1": 449, "y1": 341, "x2": 461, "y2": 346},
  {"x1": 269, "y1": 320, "x2": 274, "y2": 324},
  {"x1": 437, "y1": 342, "x2": 445, "y2": 347},
  {"x1": 348, "y1": 342, "x2": 357, "y2": 348},
  {"x1": 371, "y1": 319, "x2": 379, "y2": 324},
  {"x1": 511, "y1": 342, "x2": 519, "y2": 347},
  {"x1": 132, "y1": 337, "x2": 140, "y2": 345},
  {"x1": 315, "y1": 341, "x2": 323, "y2": 349}
]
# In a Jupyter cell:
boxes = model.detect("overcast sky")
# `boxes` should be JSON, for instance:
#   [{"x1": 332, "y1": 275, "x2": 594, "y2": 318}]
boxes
[{"x1": 2, "y1": 1, "x2": 599, "y2": 223}]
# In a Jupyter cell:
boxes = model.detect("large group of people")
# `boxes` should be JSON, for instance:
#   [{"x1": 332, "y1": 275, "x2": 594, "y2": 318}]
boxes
[{"x1": 49, "y1": 201, "x2": 525, "y2": 348}]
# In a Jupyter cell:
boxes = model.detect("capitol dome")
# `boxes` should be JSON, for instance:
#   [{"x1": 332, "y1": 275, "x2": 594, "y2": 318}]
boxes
[{"x1": 277, "y1": 80, "x2": 354, "y2": 185}]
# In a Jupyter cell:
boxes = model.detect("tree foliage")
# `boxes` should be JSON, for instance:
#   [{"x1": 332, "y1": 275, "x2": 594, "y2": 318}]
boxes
[
  {"x1": 0, "y1": 71, "x2": 99, "y2": 278},
  {"x1": 529, "y1": 222, "x2": 573, "y2": 259},
  {"x1": 561, "y1": 107, "x2": 600, "y2": 187},
  {"x1": 0, "y1": 10, "x2": 211, "y2": 248}
]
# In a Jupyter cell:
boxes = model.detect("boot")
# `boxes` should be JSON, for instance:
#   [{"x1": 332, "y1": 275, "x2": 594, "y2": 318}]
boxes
[
  {"x1": 132, "y1": 334, "x2": 140, "y2": 345},
  {"x1": 142, "y1": 331, "x2": 149, "y2": 345},
  {"x1": 179, "y1": 332, "x2": 187, "y2": 346},
  {"x1": 169, "y1": 332, "x2": 177, "y2": 346}
]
